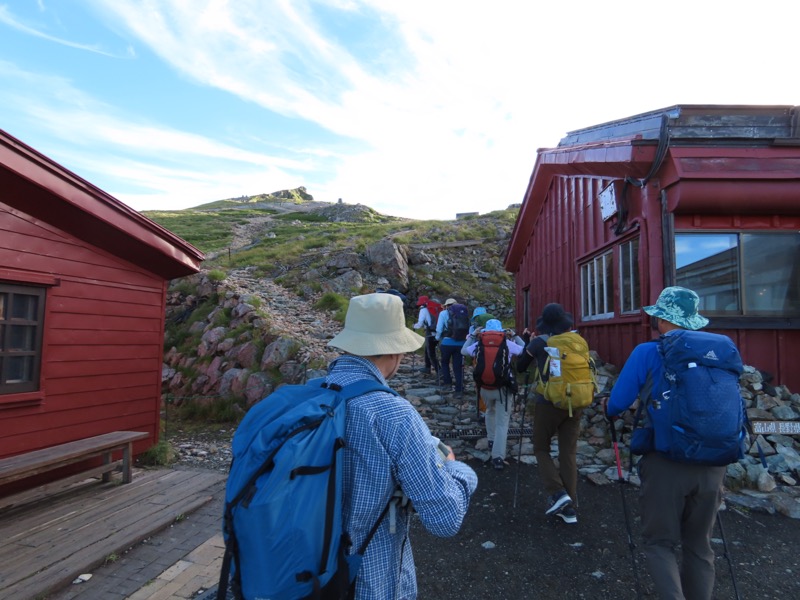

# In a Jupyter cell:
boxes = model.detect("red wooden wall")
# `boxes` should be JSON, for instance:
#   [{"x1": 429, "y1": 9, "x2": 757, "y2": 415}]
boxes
[
  {"x1": 512, "y1": 173, "x2": 654, "y2": 374},
  {"x1": 0, "y1": 203, "x2": 166, "y2": 458}
]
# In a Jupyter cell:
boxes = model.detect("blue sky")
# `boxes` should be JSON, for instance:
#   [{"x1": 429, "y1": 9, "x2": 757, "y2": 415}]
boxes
[{"x1": 1, "y1": 1, "x2": 798, "y2": 220}]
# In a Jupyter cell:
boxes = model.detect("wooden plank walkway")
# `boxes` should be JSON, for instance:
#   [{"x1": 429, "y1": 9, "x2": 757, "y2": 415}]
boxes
[{"x1": 0, "y1": 468, "x2": 225, "y2": 600}]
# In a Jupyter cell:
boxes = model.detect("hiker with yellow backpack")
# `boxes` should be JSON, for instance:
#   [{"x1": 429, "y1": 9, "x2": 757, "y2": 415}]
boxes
[{"x1": 516, "y1": 303, "x2": 597, "y2": 524}]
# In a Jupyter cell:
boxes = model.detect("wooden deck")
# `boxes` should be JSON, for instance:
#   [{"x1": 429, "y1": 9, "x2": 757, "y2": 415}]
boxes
[{"x1": 0, "y1": 468, "x2": 226, "y2": 600}]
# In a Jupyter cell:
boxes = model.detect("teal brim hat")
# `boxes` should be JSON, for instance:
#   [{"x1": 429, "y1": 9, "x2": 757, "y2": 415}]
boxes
[{"x1": 643, "y1": 286, "x2": 709, "y2": 330}]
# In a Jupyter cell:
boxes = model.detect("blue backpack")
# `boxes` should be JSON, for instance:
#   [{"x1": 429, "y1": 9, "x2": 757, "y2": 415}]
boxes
[
  {"x1": 444, "y1": 303, "x2": 470, "y2": 341},
  {"x1": 642, "y1": 330, "x2": 746, "y2": 466},
  {"x1": 217, "y1": 379, "x2": 398, "y2": 600}
]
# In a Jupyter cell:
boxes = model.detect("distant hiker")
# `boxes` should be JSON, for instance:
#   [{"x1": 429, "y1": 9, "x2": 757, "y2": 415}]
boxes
[
  {"x1": 469, "y1": 306, "x2": 492, "y2": 335},
  {"x1": 465, "y1": 307, "x2": 492, "y2": 420},
  {"x1": 326, "y1": 293, "x2": 477, "y2": 599},
  {"x1": 605, "y1": 287, "x2": 745, "y2": 600},
  {"x1": 413, "y1": 295, "x2": 441, "y2": 376},
  {"x1": 516, "y1": 303, "x2": 589, "y2": 524},
  {"x1": 435, "y1": 298, "x2": 470, "y2": 400},
  {"x1": 464, "y1": 319, "x2": 523, "y2": 470},
  {"x1": 375, "y1": 287, "x2": 408, "y2": 308}
]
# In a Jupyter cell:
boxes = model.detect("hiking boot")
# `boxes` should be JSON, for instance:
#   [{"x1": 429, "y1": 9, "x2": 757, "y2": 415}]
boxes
[
  {"x1": 545, "y1": 490, "x2": 573, "y2": 515},
  {"x1": 492, "y1": 457, "x2": 505, "y2": 471},
  {"x1": 453, "y1": 391, "x2": 464, "y2": 400},
  {"x1": 555, "y1": 502, "x2": 577, "y2": 524}
]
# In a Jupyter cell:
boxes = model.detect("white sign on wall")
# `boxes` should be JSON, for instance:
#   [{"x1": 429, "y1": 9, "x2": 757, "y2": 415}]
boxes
[
  {"x1": 598, "y1": 182, "x2": 618, "y2": 222},
  {"x1": 751, "y1": 421, "x2": 800, "y2": 435}
]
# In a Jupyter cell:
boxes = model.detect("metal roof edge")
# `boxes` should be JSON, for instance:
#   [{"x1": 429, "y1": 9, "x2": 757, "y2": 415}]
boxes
[{"x1": 0, "y1": 129, "x2": 203, "y2": 278}]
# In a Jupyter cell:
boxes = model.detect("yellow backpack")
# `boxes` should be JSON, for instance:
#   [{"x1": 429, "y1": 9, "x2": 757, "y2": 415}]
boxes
[{"x1": 535, "y1": 332, "x2": 597, "y2": 416}]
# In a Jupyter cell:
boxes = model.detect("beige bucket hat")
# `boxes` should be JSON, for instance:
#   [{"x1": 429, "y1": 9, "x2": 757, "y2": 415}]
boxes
[{"x1": 328, "y1": 293, "x2": 424, "y2": 356}]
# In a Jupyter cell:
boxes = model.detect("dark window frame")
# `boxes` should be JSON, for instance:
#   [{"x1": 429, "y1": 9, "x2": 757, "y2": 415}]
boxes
[
  {"x1": 522, "y1": 286, "x2": 530, "y2": 332},
  {"x1": 0, "y1": 283, "x2": 46, "y2": 397},
  {"x1": 674, "y1": 231, "x2": 800, "y2": 318},
  {"x1": 619, "y1": 237, "x2": 641, "y2": 314}
]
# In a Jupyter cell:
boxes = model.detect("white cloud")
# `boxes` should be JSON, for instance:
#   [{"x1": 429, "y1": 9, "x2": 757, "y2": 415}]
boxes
[
  {"x1": 0, "y1": 4, "x2": 128, "y2": 57},
  {"x1": 2, "y1": 1, "x2": 798, "y2": 220}
]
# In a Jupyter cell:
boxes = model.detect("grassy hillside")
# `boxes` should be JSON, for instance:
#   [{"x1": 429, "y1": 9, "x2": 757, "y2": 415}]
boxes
[
  {"x1": 145, "y1": 193, "x2": 519, "y2": 314},
  {"x1": 144, "y1": 207, "x2": 278, "y2": 254}
]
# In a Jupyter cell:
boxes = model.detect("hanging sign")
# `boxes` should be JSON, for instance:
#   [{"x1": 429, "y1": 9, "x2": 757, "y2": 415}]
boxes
[{"x1": 598, "y1": 182, "x2": 618, "y2": 221}]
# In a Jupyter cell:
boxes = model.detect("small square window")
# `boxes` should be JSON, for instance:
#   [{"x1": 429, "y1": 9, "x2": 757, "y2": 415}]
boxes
[{"x1": 0, "y1": 283, "x2": 45, "y2": 395}]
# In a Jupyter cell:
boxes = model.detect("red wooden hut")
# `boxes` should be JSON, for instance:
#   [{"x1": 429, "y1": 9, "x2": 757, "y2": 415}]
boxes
[
  {"x1": 0, "y1": 129, "x2": 203, "y2": 463},
  {"x1": 505, "y1": 105, "x2": 800, "y2": 391}
]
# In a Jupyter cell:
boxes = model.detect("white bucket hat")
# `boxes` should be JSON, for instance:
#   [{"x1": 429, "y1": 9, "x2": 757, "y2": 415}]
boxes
[{"x1": 328, "y1": 293, "x2": 424, "y2": 356}]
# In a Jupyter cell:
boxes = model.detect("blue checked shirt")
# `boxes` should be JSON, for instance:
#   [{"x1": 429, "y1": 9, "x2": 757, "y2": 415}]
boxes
[{"x1": 326, "y1": 355, "x2": 478, "y2": 599}]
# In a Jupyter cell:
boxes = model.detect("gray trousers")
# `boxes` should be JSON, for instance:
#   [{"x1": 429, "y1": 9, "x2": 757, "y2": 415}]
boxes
[
  {"x1": 638, "y1": 453, "x2": 726, "y2": 600},
  {"x1": 482, "y1": 387, "x2": 511, "y2": 459}
]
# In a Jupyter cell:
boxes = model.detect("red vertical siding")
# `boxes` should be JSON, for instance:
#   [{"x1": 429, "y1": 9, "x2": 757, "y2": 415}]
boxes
[{"x1": 510, "y1": 144, "x2": 800, "y2": 391}]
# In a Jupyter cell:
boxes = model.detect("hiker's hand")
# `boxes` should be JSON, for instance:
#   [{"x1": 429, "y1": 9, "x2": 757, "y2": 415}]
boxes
[
  {"x1": 442, "y1": 443, "x2": 455, "y2": 461},
  {"x1": 600, "y1": 396, "x2": 613, "y2": 420}
]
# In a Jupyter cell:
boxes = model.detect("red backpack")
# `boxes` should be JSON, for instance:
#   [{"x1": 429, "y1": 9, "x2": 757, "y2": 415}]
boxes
[
  {"x1": 473, "y1": 330, "x2": 515, "y2": 391},
  {"x1": 425, "y1": 300, "x2": 443, "y2": 332}
]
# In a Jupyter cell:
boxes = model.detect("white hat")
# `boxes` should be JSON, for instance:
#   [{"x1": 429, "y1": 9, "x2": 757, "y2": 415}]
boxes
[
  {"x1": 443, "y1": 298, "x2": 457, "y2": 307},
  {"x1": 328, "y1": 293, "x2": 424, "y2": 356}
]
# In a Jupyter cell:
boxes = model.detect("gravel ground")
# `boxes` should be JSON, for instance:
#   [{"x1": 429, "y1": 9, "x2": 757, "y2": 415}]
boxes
[
  {"x1": 411, "y1": 455, "x2": 800, "y2": 600},
  {"x1": 168, "y1": 423, "x2": 800, "y2": 600}
]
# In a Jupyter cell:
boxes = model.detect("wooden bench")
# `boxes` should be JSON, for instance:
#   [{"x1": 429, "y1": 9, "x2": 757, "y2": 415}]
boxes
[{"x1": 0, "y1": 430, "x2": 149, "y2": 508}]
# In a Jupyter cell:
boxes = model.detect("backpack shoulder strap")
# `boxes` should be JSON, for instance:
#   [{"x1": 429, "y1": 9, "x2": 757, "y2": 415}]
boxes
[{"x1": 337, "y1": 379, "x2": 399, "y2": 400}]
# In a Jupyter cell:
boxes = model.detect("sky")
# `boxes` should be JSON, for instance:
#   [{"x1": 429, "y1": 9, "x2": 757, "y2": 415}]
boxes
[{"x1": 1, "y1": 1, "x2": 798, "y2": 221}]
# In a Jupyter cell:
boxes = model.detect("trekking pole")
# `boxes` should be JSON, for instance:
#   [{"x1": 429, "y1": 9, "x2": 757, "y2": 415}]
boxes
[
  {"x1": 513, "y1": 373, "x2": 531, "y2": 509},
  {"x1": 435, "y1": 343, "x2": 442, "y2": 388},
  {"x1": 607, "y1": 406, "x2": 644, "y2": 600},
  {"x1": 716, "y1": 510, "x2": 742, "y2": 600}
]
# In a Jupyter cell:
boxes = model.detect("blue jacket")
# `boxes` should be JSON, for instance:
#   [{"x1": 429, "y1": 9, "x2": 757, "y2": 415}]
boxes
[
  {"x1": 608, "y1": 335, "x2": 678, "y2": 455},
  {"x1": 435, "y1": 310, "x2": 465, "y2": 347}
]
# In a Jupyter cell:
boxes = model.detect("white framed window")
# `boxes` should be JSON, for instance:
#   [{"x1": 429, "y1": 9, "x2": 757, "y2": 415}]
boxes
[
  {"x1": 620, "y1": 238, "x2": 641, "y2": 313},
  {"x1": 581, "y1": 251, "x2": 613, "y2": 320}
]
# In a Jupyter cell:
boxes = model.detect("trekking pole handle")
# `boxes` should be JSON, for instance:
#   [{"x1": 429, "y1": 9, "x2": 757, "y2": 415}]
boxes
[
  {"x1": 607, "y1": 412, "x2": 625, "y2": 480},
  {"x1": 593, "y1": 391, "x2": 610, "y2": 406}
]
